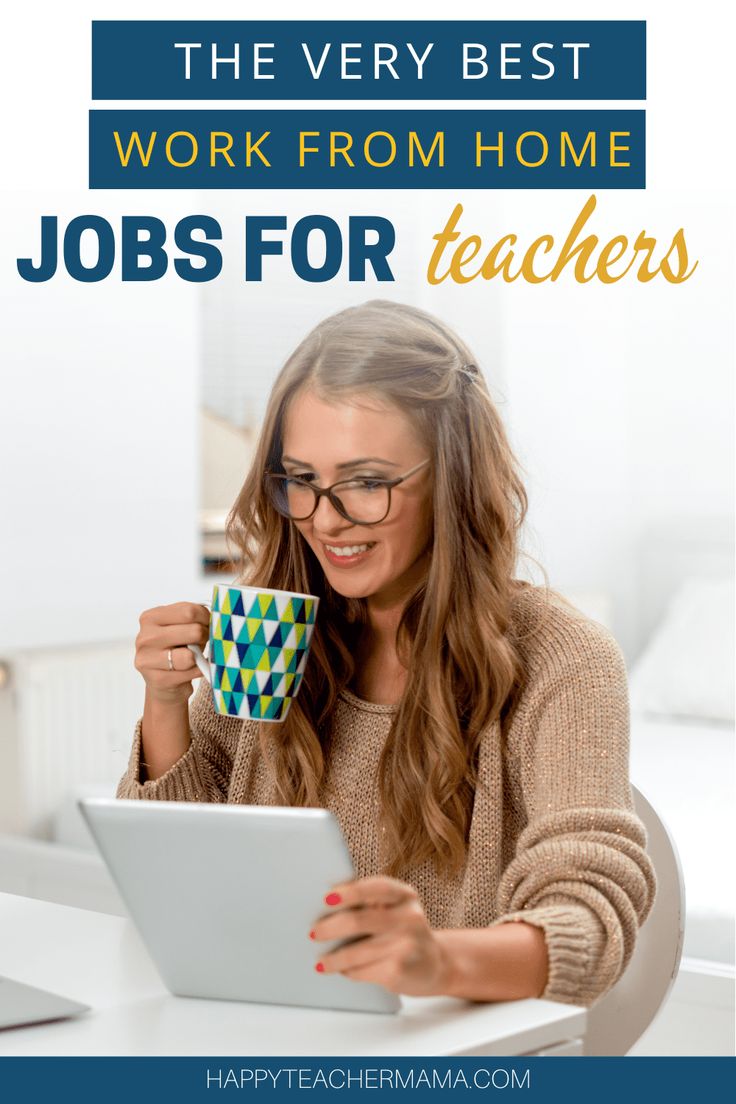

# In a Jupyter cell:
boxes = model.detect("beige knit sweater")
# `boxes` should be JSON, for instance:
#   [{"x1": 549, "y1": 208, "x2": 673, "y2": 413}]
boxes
[{"x1": 117, "y1": 584, "x2": 656, "y2": 1009}]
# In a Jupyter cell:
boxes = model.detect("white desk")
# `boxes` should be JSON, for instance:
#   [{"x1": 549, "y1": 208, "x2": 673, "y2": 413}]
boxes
[{"x1": 0, "y1": 892, "x2": 586, "y2": 1056}]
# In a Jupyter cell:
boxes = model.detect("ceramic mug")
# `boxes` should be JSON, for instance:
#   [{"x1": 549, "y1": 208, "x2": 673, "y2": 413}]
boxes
[{"x1": 188, "y1": 584, "x2": 319, "y2": 722}]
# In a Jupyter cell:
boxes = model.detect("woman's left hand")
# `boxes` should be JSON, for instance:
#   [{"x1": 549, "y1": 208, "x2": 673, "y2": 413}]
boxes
[{"x1": 310, "y1": 875, "x2": 451, "y2": 996}]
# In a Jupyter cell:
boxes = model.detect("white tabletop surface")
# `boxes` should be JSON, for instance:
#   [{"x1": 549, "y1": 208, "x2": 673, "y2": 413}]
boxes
[{"x1": 0, "y1": 892, "x2": 586, "y2": 1056}]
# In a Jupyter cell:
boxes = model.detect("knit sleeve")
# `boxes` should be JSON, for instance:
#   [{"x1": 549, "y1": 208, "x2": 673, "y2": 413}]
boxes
[
  {"x1": 488, "y1": 613, "x2": 657, "y2": 1008},
  {"x1": 115, "y1": 680, "x2": 242, "y2": 803}
]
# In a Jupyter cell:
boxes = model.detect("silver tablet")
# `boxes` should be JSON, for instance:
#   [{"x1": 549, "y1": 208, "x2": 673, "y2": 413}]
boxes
[
  {"x1": 78, "y1": 798, "x2": 400, "y2": 1015},
  {"x1": 0, "y1": 975, "x2": 89, "y2": 1030}
]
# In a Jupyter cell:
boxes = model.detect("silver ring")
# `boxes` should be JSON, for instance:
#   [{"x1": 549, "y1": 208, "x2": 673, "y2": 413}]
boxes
[{"x1": 167, "y1": 649, "x2": 174, "y2": 671}]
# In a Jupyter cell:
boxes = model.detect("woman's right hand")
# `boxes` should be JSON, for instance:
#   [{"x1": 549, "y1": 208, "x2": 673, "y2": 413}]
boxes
[{"x1": 135, "y1": 602, "x2": 210, "y2": 707}]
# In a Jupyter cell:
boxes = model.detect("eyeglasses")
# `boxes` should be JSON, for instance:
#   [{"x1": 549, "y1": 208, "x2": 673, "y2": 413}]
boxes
[{"x1": 264, "y1": 458, "x2": 430, "y2": 526}]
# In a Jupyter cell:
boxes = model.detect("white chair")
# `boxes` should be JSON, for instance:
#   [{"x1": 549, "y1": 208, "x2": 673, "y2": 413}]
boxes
[{"x1": 583, "y1": 783, "x2": 686, "y2": 1055}]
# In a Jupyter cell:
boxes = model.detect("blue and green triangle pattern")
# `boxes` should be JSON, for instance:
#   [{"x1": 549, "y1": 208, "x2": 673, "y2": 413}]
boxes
[{"x1": 207, "y1": 585, "x2": 318, "y2": 721}]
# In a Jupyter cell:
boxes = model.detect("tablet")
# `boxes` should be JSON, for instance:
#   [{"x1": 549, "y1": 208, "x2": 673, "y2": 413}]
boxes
[
  {"x1": 78, "y1": 798, "x2": 400, "y2": 1015},
  {"x1": 0, "y1": 975, "x2": 89, "y2": 1030}
]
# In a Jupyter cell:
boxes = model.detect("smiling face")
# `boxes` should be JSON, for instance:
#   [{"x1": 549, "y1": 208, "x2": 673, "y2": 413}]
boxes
[{"x1": 280, "y1": 388, "x2": 433, "y2": 609}]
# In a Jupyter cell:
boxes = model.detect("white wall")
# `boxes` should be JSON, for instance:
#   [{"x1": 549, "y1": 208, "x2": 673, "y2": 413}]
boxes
[
  {"x1": 489, "y1": 191, "x2": 734, "y2": 657},
  {"x1": 0, "y1": 192, "x2": 206, "y2": 650}
]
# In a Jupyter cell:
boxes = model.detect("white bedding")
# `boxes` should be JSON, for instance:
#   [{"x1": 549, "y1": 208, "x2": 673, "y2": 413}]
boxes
[{"x1": 629, "y1": 711, "x2": 735, "y2": 964}]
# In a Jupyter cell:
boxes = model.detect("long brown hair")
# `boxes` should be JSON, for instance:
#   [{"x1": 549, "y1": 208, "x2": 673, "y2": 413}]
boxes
[{"x1": 226, "y1": 300, "x2": 528, "y2": 877}]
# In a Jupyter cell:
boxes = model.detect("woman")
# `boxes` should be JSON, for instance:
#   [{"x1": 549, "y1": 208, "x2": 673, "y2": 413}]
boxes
[{"x1": 118, "y1": 299, "x2": 656, "y2": 1009}]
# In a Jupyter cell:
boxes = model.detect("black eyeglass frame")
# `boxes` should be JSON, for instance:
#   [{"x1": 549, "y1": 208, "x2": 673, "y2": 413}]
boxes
[{"x1": 263, "y1": 458, "x2": 431, "y2": 526}]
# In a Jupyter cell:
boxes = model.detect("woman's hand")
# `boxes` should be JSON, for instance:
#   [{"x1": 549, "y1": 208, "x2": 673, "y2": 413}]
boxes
[
  {"x1": 134, "y1": 602, "x2": 211, "y2": 781},
  {"x1": 135, "y1": 602, "x2": 210, "y2": 706},
  {"x1": 309, "y1": 875, "x2": 451, "y2": 997}
]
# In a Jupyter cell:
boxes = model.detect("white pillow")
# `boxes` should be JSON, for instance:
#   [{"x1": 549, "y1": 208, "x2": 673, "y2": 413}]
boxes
[{"x1": 629, "y1": 577, "x2": 735, "y2": 723}]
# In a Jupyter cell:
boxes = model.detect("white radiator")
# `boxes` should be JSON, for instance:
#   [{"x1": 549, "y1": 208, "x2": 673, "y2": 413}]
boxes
[{"x1": 0, "y1": 641, "x2": 143, "y2": 838}]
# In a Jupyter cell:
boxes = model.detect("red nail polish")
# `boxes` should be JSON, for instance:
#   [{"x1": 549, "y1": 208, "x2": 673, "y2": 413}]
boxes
[
  {"x1": 309, "y1": 930, "x2": 316, "y2": 940},
  {"x1": 325, "y1": 892, "x2": 341, "y2": 906},
  {"x1": 315, "y1": 962, "x2": 325, "y2": 973}
]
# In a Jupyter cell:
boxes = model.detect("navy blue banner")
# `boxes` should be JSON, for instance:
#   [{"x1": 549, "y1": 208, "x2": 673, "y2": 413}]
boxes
[
  {"x1": 89, "y1": 109, "x2": 645, "y2": 190},
  {"x1": 0, "y1": 1057, "x2": 734, "y2": 1102},
  {"x1": 91, "y1": 21, "x2": 646, "y2": 101}
]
